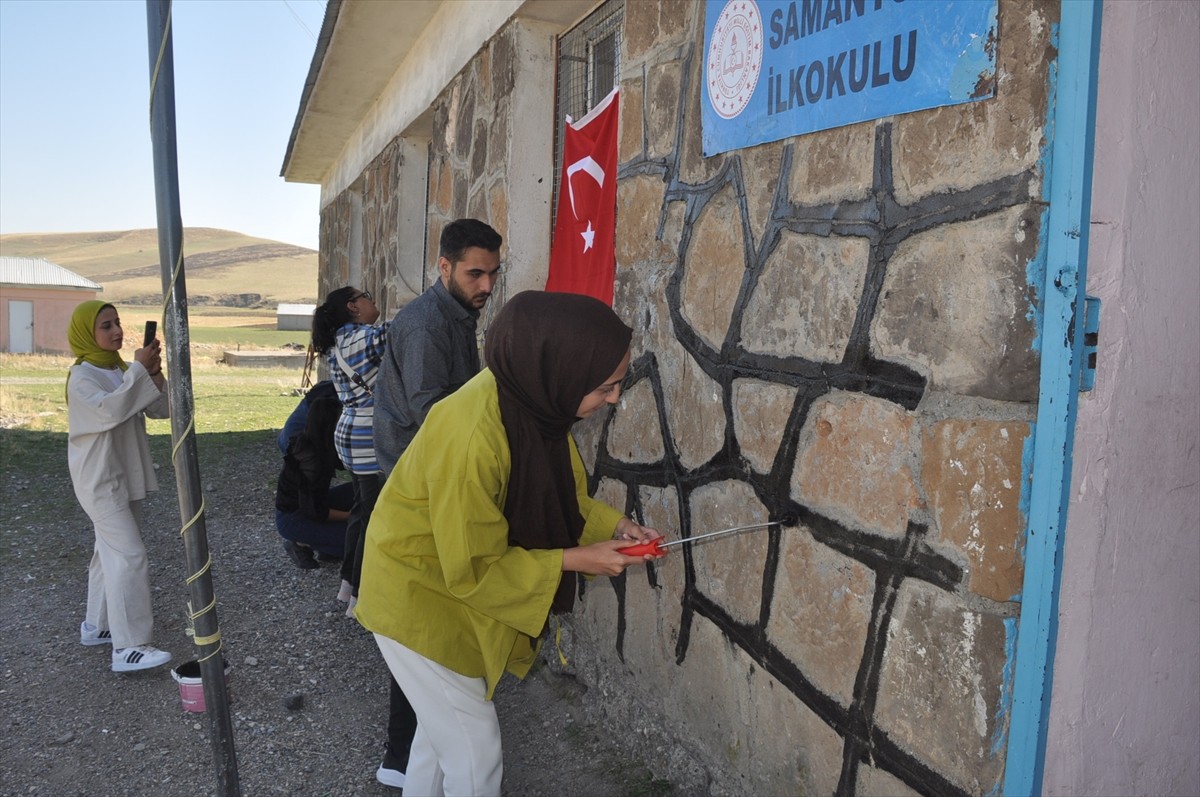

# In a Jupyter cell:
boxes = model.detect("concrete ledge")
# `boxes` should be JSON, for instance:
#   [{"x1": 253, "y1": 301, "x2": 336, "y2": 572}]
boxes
[{"x1": 222, "y1": 350, "x2": 307, "y2": 368}]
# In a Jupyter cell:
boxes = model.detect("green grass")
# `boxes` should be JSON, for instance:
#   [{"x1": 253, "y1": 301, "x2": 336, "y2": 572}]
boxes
[{"x1": 1, "y1": 349, "x2": 308, "y2": 435}]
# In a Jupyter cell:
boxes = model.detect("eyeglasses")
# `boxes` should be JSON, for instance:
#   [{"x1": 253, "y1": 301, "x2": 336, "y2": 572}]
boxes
[{"x1": 351, "y1": 291, "x2": 373, "y2": 302}]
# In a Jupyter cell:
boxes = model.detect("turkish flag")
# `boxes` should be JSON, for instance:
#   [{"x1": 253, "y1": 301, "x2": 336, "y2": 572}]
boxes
[{"x1": 546, "y1": 87, "x2": 619, "y2": 305}]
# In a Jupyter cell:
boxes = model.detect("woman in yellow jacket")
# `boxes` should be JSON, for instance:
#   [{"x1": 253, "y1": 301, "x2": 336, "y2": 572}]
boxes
[{"x1": 356, "y1": 290, "x2": 660, "y2": 796}]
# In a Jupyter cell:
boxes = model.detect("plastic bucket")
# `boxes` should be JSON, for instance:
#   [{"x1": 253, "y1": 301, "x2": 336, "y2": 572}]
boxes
[{"x1": 170, "y1": 659, "x2": 232, "y2": 713}]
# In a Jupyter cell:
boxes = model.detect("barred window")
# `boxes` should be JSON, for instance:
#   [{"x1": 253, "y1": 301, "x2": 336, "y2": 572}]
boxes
[{"x1": 552, "y1": 0, "x2": 623, "y2": 231}]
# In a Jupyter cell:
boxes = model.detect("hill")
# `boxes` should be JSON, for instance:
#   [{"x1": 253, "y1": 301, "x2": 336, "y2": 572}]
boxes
[{"x1": 0, "y1": 228, "x2": 318, "y2": 307}]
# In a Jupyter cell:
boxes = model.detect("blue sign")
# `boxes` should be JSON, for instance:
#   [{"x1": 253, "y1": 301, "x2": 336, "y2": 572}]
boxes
[{"x1": 702, "y1": 0, "x2": 998, "y2": 155}]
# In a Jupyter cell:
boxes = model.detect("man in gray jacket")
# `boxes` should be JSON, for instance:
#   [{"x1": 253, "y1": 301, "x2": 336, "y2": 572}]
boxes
[{"x1": 369, "y1": 217, "x2": 502, "y2": 788}]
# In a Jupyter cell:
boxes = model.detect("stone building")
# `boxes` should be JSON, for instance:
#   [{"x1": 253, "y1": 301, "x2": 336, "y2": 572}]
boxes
[{"x1": 281, "y1": 2, "x2": 1199, "y2": 795}]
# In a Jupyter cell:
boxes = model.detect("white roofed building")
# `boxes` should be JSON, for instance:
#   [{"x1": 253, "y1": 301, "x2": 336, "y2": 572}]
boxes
[{"x1": 0, "y1": 256, "x2": 102, "y2": 354}]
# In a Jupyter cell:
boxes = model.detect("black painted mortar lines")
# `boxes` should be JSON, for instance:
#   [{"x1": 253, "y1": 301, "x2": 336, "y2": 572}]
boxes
[{"x1": 590, "y1": 33, "x2": 1039, "y2": 796}]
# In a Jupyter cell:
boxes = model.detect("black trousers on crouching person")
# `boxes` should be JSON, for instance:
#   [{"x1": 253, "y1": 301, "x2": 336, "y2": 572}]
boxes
[
  {"x1": 343, "y1": 472, "x2": 383, "y2": 596},
  {"x1": 378, "y1": 674, "x2": 418, "y2": 783}
]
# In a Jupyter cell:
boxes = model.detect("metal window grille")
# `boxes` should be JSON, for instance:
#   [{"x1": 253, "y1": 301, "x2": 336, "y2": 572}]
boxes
[{"x1": 552, "y1": 0, "x2": 623, "y2": 232}]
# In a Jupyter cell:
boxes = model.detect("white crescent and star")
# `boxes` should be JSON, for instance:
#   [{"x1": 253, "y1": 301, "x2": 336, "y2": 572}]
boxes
[{"x1": 566, "y1": 155, "x2": 606, "y2": 254}]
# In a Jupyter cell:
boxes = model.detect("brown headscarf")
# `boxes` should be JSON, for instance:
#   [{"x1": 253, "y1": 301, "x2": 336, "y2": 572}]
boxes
[{"x1": 484, "y1": 291, "x2": 633, "y2": 613}]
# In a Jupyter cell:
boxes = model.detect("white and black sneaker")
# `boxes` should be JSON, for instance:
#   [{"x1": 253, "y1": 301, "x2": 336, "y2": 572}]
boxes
[
  {"x1": 112, "y1": 645, "x2": 172, "y2": 673},
  {"x1": 80, "y1": 621, "x2": 113, "y2": 646}
]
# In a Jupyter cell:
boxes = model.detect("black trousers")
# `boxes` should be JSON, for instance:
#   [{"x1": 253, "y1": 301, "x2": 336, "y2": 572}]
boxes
[
  {"x1": 384, "y1": 673, "x2": 418, "y2": 770},
  {"x1": 342, "y1": 472, "x2": 383, "y2": 592}
]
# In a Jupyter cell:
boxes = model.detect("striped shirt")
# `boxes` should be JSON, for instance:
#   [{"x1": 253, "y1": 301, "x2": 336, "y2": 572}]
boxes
[{"x1": 329, "y1": 321, "x2": 389, "y2": 475}]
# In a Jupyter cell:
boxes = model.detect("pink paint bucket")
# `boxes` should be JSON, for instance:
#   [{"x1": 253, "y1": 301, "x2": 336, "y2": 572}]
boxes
[{"x1": 170, "y1": 659, "x2": 232, "y2": 713}]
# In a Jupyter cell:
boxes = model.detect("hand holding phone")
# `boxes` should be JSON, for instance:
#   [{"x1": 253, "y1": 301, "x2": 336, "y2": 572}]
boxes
[{"x1": 143, "y1": 320, "x2": 157, "y2": 348}]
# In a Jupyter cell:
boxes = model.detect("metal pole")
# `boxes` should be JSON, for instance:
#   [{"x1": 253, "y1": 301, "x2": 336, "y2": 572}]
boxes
[{"x1": 145, "y1": 2, "x2": 240, "y2": 794}]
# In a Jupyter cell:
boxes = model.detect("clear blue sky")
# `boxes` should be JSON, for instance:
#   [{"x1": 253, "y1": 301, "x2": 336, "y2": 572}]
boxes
[{"x1": 0, "y1": 0, "x2": 326, "y2": 250}]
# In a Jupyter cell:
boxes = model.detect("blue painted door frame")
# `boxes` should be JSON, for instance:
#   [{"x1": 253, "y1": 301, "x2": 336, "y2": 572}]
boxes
[{"x1": 1003, "y1": 2, "x2": 1104, "y2": 795}]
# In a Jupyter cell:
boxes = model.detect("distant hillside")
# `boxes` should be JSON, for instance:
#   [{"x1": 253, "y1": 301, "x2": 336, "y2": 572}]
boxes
[{"x1": 0, "y1": 228, "x2": 318, "y2": 307}]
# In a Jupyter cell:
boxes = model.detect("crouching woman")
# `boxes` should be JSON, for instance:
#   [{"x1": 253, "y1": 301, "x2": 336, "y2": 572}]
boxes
[{"x1": 356, "y1": 291, "x2": 661, "y2": 796}]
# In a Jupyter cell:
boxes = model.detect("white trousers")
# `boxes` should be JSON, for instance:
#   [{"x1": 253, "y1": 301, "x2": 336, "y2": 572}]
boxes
[
  {"x1": 85, "y1": 500, "x2": 154, "y2": 650},
  {"x1": 373, "y1": 634, "x2": 503, "y2": 797}
]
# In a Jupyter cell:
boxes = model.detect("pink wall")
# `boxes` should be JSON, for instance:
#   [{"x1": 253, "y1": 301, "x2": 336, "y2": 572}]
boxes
[
  {"x1": 0, "y1": 287, "x2": 100, "y2": 354},
  {"x1": 1044, "y1": 2, "x2": 1200, "y2": 795}
]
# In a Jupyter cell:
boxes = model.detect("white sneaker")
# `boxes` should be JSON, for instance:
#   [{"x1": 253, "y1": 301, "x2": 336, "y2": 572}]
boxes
[
  {"x1": 375, "y1": 763, "x2": 406, "y2": 789},
  {"x1": 112, "y1": 645, "x2": 172, "y2": 673},
  {"x1": 80, "y1": 621, "x2": 113, "y2": 646}
]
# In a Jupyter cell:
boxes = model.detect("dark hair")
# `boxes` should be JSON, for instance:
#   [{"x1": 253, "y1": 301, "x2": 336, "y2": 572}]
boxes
[
  {"x1": 439, "y1": 218, "x2": 502, "y2": 265},
  {"x1": 311, "y1": 286, "x2": 357, "y2": 354},
  {"x1": 304, "y1": 396, "x2": 344, "y2": 469}
]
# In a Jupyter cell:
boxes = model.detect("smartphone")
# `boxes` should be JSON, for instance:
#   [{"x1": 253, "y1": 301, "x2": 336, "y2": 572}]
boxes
[{"x1": 143, "y1": 320, "x2": 157, "y2": 347}]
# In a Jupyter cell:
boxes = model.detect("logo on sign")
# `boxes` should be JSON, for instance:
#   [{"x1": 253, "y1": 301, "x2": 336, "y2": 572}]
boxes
[{"x1": 707, "y1": 0, "x2": 763, "y2": 120}]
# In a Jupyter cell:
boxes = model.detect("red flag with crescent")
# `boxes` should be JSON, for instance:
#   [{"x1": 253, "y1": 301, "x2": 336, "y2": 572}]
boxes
[{"x1": 546, "y1": 87, "x2": 619, "y2": 305}]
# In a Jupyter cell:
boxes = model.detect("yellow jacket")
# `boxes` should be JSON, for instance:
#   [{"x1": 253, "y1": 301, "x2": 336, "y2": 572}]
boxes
[{"x1": 356, "y1": 369, "x2": 623, "y2": 698}]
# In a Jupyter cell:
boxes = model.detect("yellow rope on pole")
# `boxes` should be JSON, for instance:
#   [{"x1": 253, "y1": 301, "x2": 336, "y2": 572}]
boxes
[{"x1": 148, "y1": 3, "x2": 171, "y2": 123}]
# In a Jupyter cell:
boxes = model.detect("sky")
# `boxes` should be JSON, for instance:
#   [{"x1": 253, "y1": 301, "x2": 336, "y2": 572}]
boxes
[{"x1": 0, "y1": 0, "x2": 327, "y2": 250}]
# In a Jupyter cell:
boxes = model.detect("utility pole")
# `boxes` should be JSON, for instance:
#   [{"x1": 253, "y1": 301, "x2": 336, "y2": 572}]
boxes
[{"x1": 144, "y1": 2, "x2": 240, "y2": 794}]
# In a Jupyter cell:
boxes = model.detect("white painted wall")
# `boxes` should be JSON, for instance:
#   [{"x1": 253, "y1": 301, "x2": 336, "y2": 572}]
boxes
[{"x1": 1044, "y1": 2, "x2": 1200, "y2": 795}]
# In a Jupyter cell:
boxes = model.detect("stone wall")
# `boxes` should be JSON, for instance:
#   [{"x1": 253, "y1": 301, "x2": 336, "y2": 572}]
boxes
[
  {"x1": 562, "y1": 1, "x2": 1058, "y2": 795},
  {"x1": 313, "y1": 0, "x2": 1059, "y2": 793}
]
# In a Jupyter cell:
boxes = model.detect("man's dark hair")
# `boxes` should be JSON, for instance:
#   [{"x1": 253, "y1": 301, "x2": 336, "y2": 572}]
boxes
[{"x1": 439, "y1": 218, "x2": 502, "y2": 265}]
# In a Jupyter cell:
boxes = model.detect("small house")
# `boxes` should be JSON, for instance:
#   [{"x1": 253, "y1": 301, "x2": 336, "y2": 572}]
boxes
[
  {"x1": 0, "y1": 256, "x2": 102, "y2": 354},
  {"x1": 276, "y1": 303, "x2": 316, "y2": 331}
]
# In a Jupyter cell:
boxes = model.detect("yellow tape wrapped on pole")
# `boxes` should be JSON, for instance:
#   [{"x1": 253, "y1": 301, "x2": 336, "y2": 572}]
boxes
[{"x1": 145, "y1": 2, "x2": 240, "y2": 794}]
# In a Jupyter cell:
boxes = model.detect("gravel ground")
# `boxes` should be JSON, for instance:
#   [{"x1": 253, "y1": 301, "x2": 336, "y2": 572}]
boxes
[{"x1": 0, "y1": 427, "x2": 675, "y2": 797}]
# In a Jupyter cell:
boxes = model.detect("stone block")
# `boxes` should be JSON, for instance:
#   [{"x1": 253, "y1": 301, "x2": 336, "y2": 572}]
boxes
[
  {"x1": 658, "y1": 0, "x2": 697, "y2": 48},
  {"x1": 455, "y1": 85, "x2": 475, "y2": 160},
  {"x1": 467, "y1": 189, "x2": 487, "y2": 227},
  {"x1": 745, "y1": 658, "x2": 845, "y2": 797},
  {"x1": 623, "y1": 0, "x2": 659, "y2": 62},
  {"x1": 471, "y1": 119, "x2": 489, "y2": 177},
  {"x1": 679, "y1": 45, "x2": 726, "y2": 184},
  {"x1": 666, "y1": 617, "x2": 845, "y2": 795},
  {"x1": 593, "y1": 477, "x2": 628, "y2": 519},
  {"x1": 488, "y1": 103, "x2": 509, "y2": 173},
  {"x1": 731, "y1": 378, "x2": 796, "y2": 474},
  {"x1": 739, "y1": 142, "x2": 784, "y2": 247},
  {"x1": 620, "y1": 561, "x2": 683, "y2": 683},
  {"x1": 793, "y1": 393, "x2": 919, "y2": 537},
  {"x1": 892, "y1": 1, "x2": 1056, "y2": 205},
  {"x1": 647, "y1": 61, "x2": 682, "y2": 159},
  {"x1": 452, "y1": 172, "x2": 468, "y2": 219},
  {"x1": 689, "y1": 481, "x2": 770, "y2": 625},
  {"x1": 786, "y1": 120, "x2": 875, "y2": 206},
  {"x1": 743, "y1": 230, "x2": 870, "y2": 363},
  {"x1": 492, "y1": 27, "x2": 516, "y2": 99},
  {"x1": 767, "y1": 527, "x2": 875, "y2": 707},
  {"x1": 680, "y1": 184, "x2": 746, "y2": 351},
  {"x1": 608, "y1": 378, "x2": 666, "y2": 464},
  {"x1": 875, "y1": 582, "x2": 1011, "y2": 795},
  {"x1": 434, "y1": 158, "x2": 453, "y2": 215},
  {"x1": 660, "y1": 333, "x2": 726, "y2": 471},
  {"x1": 488, "y1": 182, "x2": 508, "y2": 245},
  {"x1": 923, "y1": 419, "x2": 1029, "y2": 602},
  {"x1": 619, "y1": 75, "x2": 644, "y2": 163},
  {"x1": 872, "y1": 205, "x2": 1041, "y2": 402},
  {"x1": 664, "y1": 619, "x2": 751, "y2": 773},
  {"x1": 856, "y1": 763, "x2": 922, "y2": 797},
  {"x1": 636, "y1": 484, "x2": 686, "y2": 604},
  {"x1": 616, "y1": 175, "x2": 673, "y2": 268}
]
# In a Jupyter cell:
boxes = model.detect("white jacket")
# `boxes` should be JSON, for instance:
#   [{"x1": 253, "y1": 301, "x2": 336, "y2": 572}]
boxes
[{"x1": 67, "y1": 362, "x2": 169, "y2": 518}]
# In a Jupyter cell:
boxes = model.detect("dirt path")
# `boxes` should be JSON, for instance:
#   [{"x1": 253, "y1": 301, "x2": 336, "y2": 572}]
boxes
[{"x1": 0, "y1": 428, "x2": 671, "y2": 796}]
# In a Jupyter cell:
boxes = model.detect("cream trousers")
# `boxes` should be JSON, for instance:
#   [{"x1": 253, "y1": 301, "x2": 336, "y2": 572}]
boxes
[
  {"x1": 373, "y1": 634, "x2": 503, "y2": 797},
  {"x1": 85, "y1": 500, "x2": 154, "y2": 650}
]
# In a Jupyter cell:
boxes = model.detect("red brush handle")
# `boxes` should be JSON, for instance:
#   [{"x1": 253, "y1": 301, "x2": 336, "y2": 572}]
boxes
[{"x1": 618, "y1": 538, "x2": 668, "y2": 557}]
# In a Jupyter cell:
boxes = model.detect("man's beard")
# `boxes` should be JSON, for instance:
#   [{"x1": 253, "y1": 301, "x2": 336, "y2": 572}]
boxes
[{"x1": 447, "y1": 276, "x2": 485, "y2": 310}]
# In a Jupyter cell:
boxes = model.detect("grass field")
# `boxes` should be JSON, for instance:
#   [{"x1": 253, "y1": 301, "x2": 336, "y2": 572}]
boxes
[{"x1": 0, "y1": 310, "x2": 311, "y2": 434}]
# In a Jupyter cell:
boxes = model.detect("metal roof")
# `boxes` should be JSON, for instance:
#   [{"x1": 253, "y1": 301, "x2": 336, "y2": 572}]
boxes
[{"x1": 0, "y1": 257, "x2": 102, "y2": 291}]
